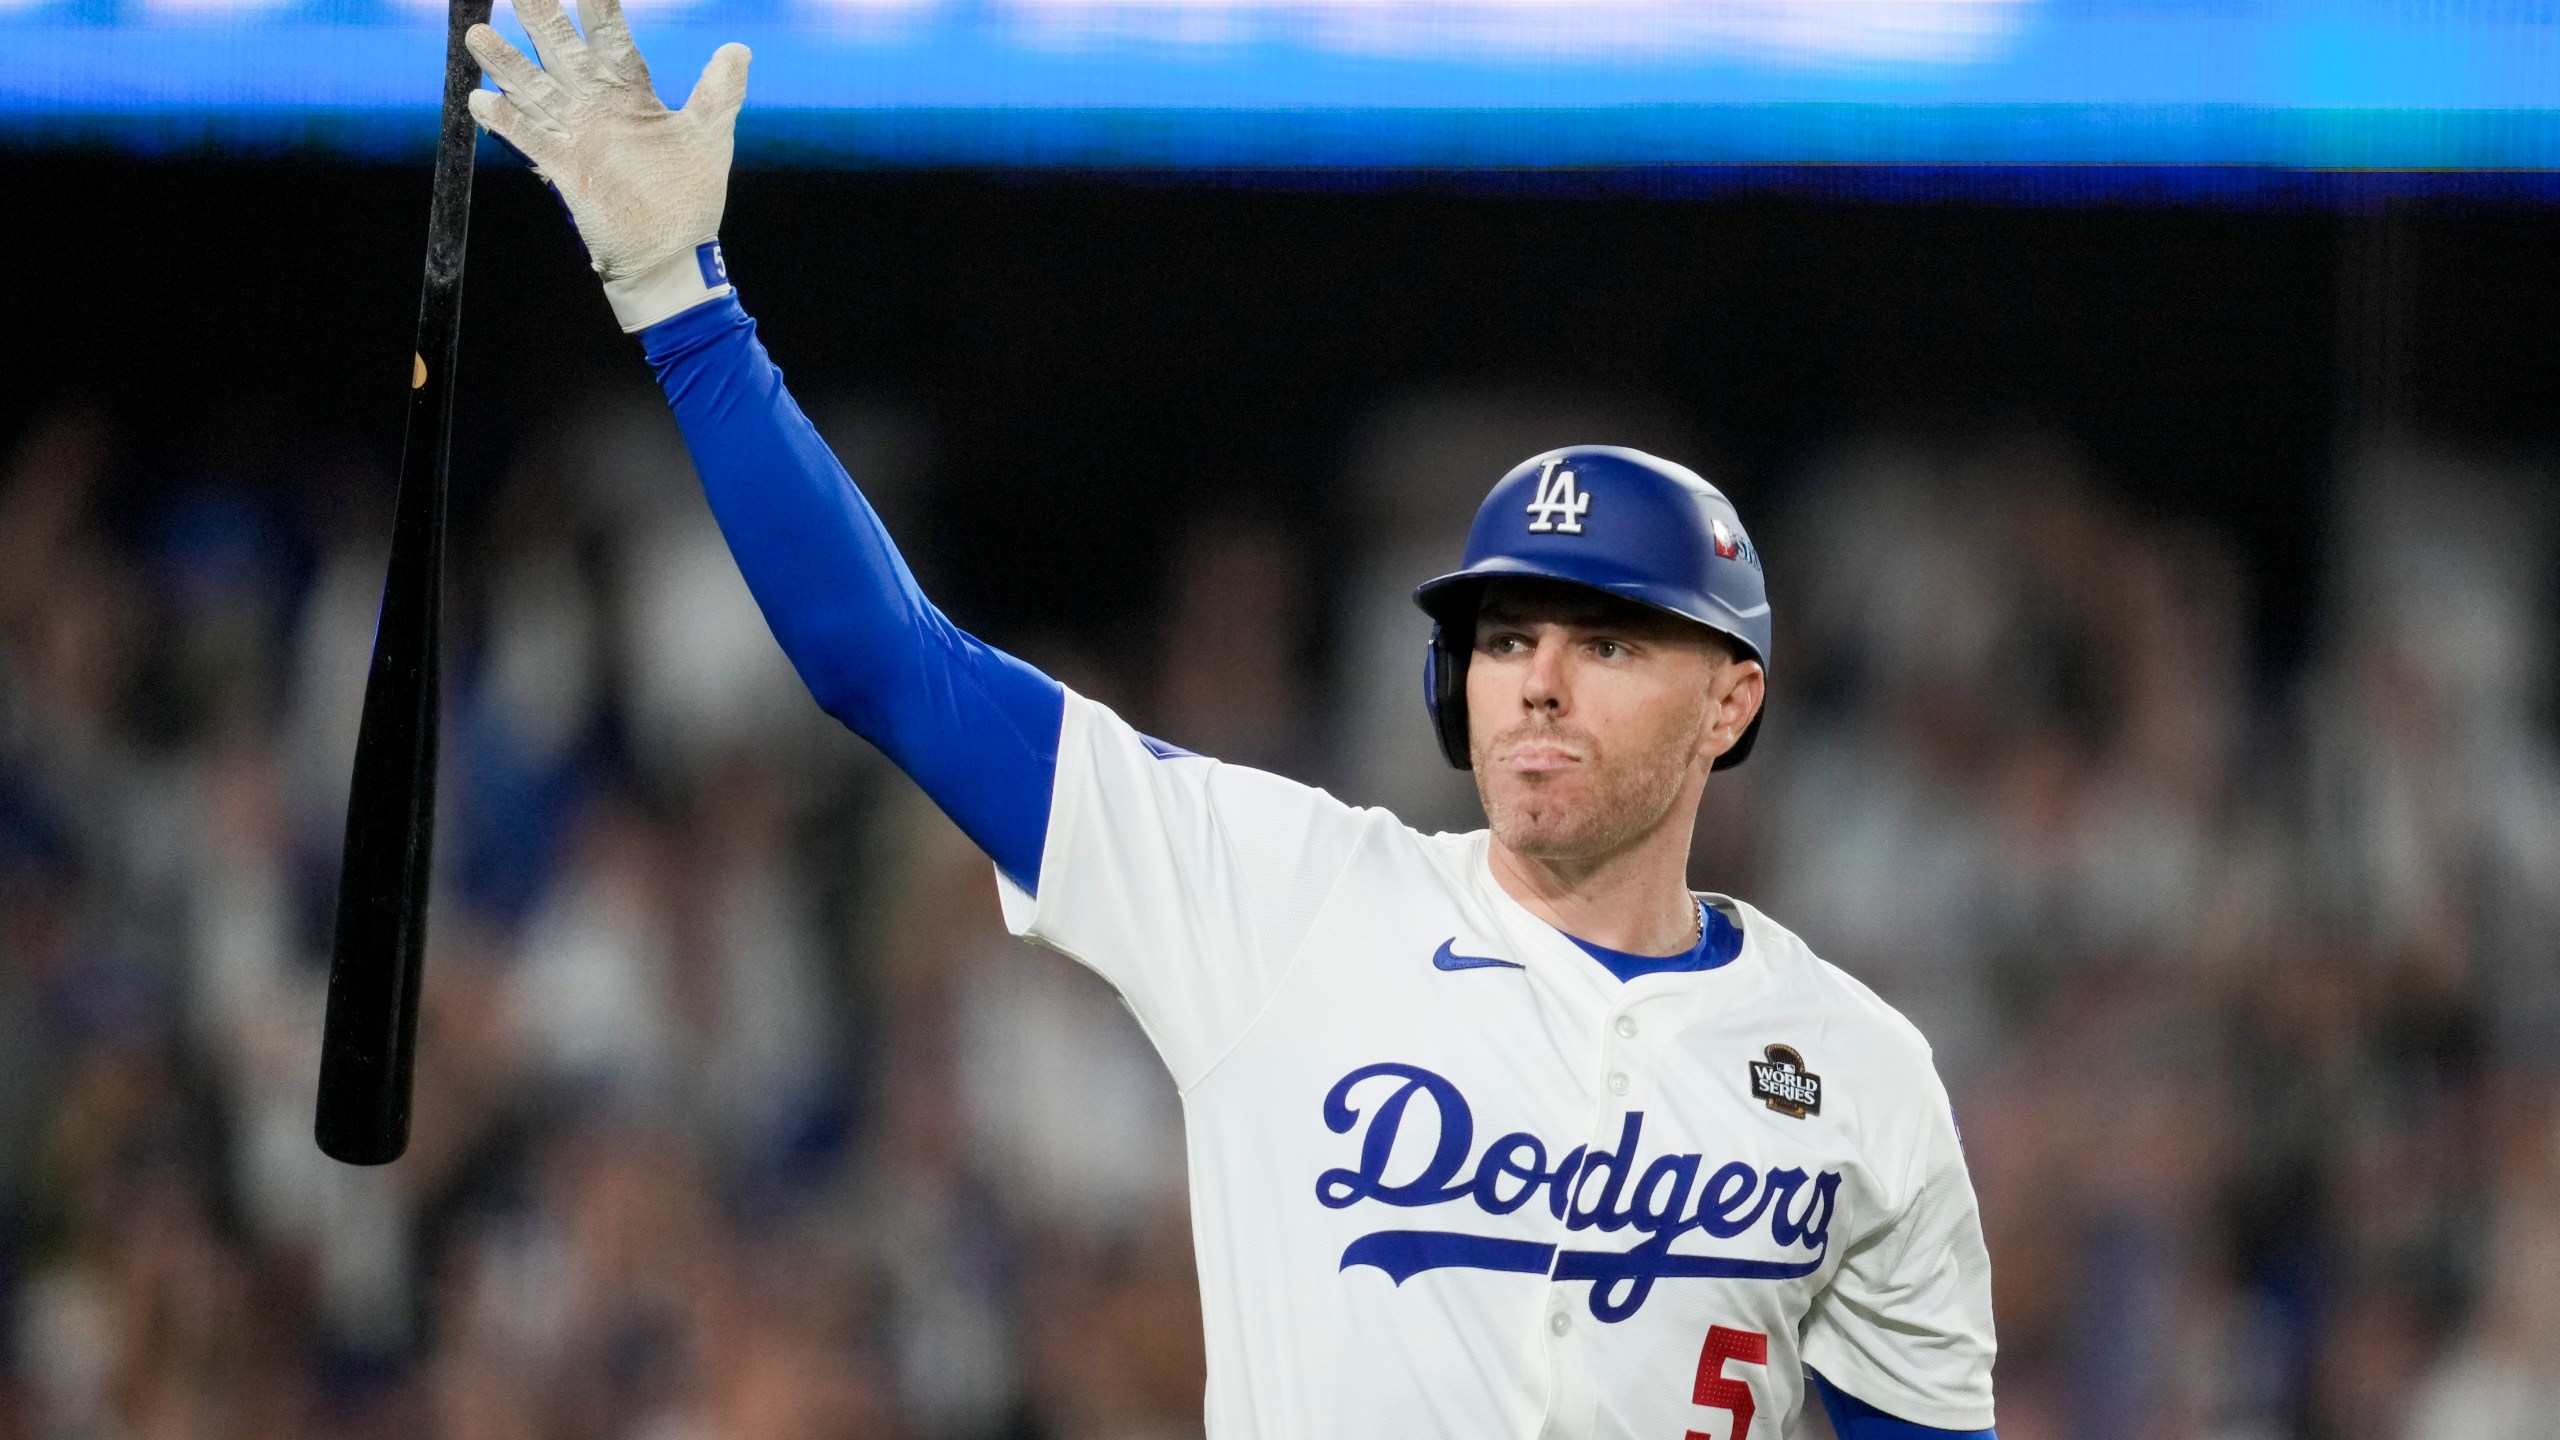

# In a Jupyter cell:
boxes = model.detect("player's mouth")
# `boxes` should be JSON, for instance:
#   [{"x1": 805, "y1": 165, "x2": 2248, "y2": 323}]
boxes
[
  {"x1": 1492, "y1": 726, "x2": 1593, "y2": 773},
  {"x1": 1504, "y1": 746, "x2": 1582, "y2": 772}
]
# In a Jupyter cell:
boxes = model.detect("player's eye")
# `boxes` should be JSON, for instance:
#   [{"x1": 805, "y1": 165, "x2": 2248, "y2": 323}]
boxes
[{"x1": 1590, "y1": 638, "x2": 1627, "y2": 660}]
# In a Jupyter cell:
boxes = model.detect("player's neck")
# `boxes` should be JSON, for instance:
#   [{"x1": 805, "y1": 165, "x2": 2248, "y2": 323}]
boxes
[{"x1": 1486, "y1": 800, "x2": 1703, "y2": 958}]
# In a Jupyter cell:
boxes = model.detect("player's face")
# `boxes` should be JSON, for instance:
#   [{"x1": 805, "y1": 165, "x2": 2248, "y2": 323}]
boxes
[{"x1": 1467, "y1": 579, "x2": 1763, "y2": 863}]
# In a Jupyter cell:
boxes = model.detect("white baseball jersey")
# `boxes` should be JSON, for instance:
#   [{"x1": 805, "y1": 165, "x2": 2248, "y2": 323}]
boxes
[{"x1": 998, "y1": 691, "x2": 1998, "y2": 1439}]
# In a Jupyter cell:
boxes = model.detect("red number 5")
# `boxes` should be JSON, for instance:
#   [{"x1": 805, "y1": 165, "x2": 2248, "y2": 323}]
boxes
[{"x1": 1683, "y1": 1325, "x2": 1770, "y2": 1440}]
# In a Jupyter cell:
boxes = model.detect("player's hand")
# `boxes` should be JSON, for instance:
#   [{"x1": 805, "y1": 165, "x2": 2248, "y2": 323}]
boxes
[{"x1": 465, "y1": 0, "x2": 747, "y2": 327}]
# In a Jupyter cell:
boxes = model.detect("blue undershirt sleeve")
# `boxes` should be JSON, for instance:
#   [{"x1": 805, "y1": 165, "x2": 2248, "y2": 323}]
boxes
[
  {"x1": 640, "y1": 294, "x2": 1064, "y2": 891},
  {"x1": 1810, "y1": 1371, "x2": 1997, "y2": 1440}
]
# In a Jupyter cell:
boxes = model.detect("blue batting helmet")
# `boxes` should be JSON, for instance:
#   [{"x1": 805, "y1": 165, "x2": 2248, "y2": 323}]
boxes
[{"x1": 1411, "y1": 445, "x2": 1771, "y2": 771}]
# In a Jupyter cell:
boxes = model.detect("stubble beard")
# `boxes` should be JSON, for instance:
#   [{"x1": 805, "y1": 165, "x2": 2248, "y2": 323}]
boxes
[{"x1": 1474, "y1": 714, "x2": 1700, "y2": 863}]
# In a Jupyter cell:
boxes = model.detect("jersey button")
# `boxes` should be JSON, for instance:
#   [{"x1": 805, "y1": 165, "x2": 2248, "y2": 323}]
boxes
[
  {"x1": 1549, "y1": 1311, "x2": 1571, "y2": 1336},
  {"x1": 1607, "y1": 1071, "x2": 1631, "y2": 1096},
  {"x1": 1614, "y1": 1015, "x2": 1638, "y2": 1039}
]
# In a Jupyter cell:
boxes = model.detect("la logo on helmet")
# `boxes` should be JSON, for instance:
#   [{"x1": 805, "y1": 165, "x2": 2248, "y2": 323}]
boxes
[{"x1": 1524, "y1": 459, "x2": 1590, "y2": 535}]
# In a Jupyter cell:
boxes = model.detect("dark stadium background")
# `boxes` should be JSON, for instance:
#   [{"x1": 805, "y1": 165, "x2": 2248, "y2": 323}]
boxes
[{"x1": 48, "y1": 157, "x2": 2560, "y2": 651}]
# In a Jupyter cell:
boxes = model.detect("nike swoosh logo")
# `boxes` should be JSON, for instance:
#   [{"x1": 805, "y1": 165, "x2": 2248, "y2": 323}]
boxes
[{"x1": 1433, "y1": 939, "x2": 1525, "y2": 972}]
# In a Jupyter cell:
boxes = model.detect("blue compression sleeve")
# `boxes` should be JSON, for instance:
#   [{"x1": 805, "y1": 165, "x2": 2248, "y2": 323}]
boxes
[
  {"x1": 1809, "y1": 1371, "x2": 1996, "y2": 1440},
  {"x1": 642, "y1": 294, "x2": 1064, "y2": 890}
]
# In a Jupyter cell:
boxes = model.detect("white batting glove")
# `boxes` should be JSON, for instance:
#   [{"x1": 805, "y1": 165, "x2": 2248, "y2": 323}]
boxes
[{"x1": 464, "y1": 0, "x2": 749, "y2": 332}]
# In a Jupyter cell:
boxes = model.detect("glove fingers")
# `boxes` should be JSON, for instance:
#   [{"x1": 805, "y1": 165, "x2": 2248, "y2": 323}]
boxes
[
  {"x1": 680, "y1": 42, "x2": 751, "y2": 129},
  {"x1": 466, "y1": 24, "x2": 573, "y2": 127},
  {"x1": 577, "y1": 0, "x2": 652, "y2": 88},
  {"x1": 467, "y1": 88, "x2": 570, "y2": 172},
  {"x1": 508, "y1": 0, "x2": 592, "y2": 88}
]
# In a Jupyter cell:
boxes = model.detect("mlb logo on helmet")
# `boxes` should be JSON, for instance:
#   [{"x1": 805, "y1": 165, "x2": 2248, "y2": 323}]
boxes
[{"x1": 1710, "y1": 516, "x2": 1762, "y2": 574}]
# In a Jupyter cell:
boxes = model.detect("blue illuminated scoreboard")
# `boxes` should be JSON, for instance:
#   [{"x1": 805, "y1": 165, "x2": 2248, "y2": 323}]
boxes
[{"x1": 11, "y1": 0, "x2": 2560, "y2": 190}]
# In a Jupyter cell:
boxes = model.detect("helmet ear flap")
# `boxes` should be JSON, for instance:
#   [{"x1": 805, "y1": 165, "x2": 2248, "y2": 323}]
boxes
[{"x1": 1423, "y1": 625, "x2": 1472, "y2": 770}]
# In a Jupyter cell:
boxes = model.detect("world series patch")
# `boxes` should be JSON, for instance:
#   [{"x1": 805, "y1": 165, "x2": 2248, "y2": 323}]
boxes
[{"x1": 1749, "y1": 1045, "x2": 1821, "y2": 1118}]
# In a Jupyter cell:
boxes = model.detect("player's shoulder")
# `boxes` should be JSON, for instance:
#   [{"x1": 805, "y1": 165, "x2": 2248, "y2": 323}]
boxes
[
  {"x1": 1723, "y1": 897, "x2": 1943, "y2": 1086},
  {"x1": 1067, "y1": 689, "x2": 1421, "y2": 840}
]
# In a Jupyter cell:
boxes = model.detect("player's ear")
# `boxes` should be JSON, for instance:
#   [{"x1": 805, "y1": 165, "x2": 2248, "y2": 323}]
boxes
[{"x1": 1700, "y1": 657, "x2": 1764, "y2": 764}]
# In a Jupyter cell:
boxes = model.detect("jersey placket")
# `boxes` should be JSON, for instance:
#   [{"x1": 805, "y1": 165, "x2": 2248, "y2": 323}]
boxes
[{"x1": 1512, "y1": 902, "x2": 1677, "y2": 1440}]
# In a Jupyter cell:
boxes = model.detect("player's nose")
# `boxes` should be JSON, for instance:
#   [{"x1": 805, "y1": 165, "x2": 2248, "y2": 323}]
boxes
[{"x1": 1518, "y1": 631, "x2": 1570, "y2": 711}]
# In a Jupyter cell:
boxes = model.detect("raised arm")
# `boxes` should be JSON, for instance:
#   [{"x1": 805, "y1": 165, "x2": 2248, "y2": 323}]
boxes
[
  {"x1": 644, "y1": 296, "x2": 1063, "y2": 886},
  {"x1": 466, "y1": 0, "x2": 1062, "y2": 888}
]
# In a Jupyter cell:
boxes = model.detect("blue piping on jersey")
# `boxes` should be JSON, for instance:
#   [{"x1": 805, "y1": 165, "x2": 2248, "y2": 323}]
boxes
[
  {"x1": 641, "y1": 294, "x2": 1063, "y2": 891},
  {"x1": 1567, "y1": 899, "x2": 1744, "y2": 982},
  {"x1": 1810, "y1": 1369, "x2": 1997, "y2": 1439}
]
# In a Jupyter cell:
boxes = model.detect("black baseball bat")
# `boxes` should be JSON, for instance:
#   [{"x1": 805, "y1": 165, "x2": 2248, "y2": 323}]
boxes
[{"x1": 315, "y1": 0, "x2": 492, "y2": 1166}]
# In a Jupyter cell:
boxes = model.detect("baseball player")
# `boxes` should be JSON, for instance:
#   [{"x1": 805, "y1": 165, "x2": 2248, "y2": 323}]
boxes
[{"x1": 463, "y1": 4, "x2": 1997, "y2": 1435}]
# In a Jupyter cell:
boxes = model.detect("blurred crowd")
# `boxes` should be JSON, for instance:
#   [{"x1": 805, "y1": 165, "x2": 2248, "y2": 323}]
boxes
[{"x1": 0, "y1": 382, "x2": 2554, "y2": 1440}]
